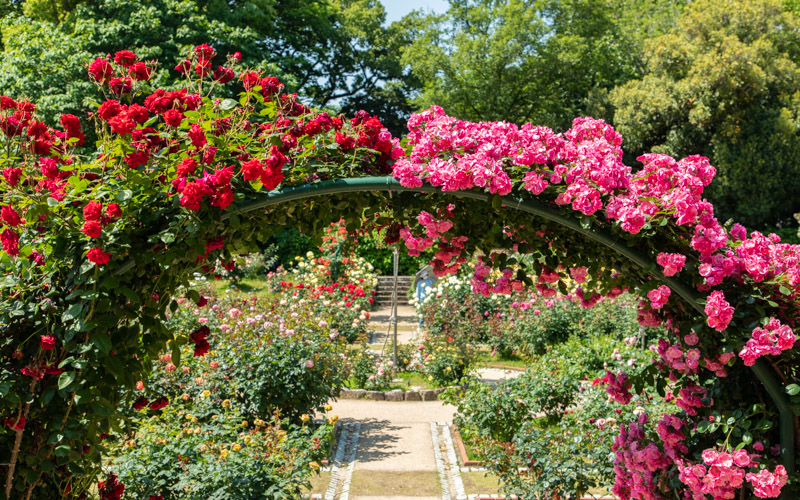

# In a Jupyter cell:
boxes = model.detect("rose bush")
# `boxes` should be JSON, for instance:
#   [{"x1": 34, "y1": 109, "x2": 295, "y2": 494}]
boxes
[{"x1": 0, "y1": 42, "x2": 798, "y2": 498}]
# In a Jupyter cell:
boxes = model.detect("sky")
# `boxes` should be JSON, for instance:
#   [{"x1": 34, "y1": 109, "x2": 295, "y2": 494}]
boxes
[{"x1": 380, "y1": 0, "x2": 449, "y2": 24}]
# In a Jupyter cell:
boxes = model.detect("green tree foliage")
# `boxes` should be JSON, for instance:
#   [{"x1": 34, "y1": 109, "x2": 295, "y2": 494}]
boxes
[
  {"x1": 610, "y1": 0, "x2": 800, "y2": 228},
  {"x1": 400, "y1": 0, "x2": 659, "y2": 131},
  {"x1": 0, "y1": 0, "x2": 414, "y2": 132}
]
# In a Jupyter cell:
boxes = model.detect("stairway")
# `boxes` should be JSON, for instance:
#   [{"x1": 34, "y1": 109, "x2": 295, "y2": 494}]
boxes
[{"x1": 375, "y1": 275, "x2": 413, "y2": 306}]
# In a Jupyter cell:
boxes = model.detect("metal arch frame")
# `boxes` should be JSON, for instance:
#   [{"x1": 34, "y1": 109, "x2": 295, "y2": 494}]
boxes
[{"x1": 114, "y1": 175, "x2": 796, "y2": 484}]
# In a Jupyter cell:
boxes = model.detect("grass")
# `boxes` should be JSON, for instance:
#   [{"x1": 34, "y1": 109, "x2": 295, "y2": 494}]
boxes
[
  {"x1": 460, "y1": 433, "x2": 486, "y2": 462},
  {"x1": 461, "y1": 470, "x2": 503, "y2": 494},
  {"x1": 342, "y1": 371, "x2": 438, "y2": 391},
  {"x1": 348, "y1": 470, "x2": 441, "y2": 496},
  {"x1": 475, "y1": 350, "x2": 528, "y2": 370},
  {"x1": 205, "y1": 277, "x2": 277, "y2": 299},
  {"x1": 392, "y1": 371, "x2": 437, "y2": 390},
  {"x1": 301, "y1": 471, "x2": 331, "y2": 495}
]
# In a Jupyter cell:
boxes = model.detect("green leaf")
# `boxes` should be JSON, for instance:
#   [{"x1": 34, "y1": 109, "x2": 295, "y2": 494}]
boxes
[
  {"x1": 742, "y1": 431, "x2": 753, "y2": 444},
  {"x1": 115, "y1": 190, "x2": 133, "y2": 202},
  {"x1": 46, "y1": 197, "x2": 59, "y2": 207},
  {"x1": 786, "y1": 384, "x2": 800, "y2": 396},
  {"x1": 61, "y1": 303, "x2": 83, "y2": 322},
  {"x1": 779, "y1": 285, "x2": 791, "y2": 295},
  {"x1": 58, "y1": 371, "x2": 76, "y2": 391},
  {"x1": 220, "y1": 98, "x2": 237, "y2": 110},
  {"x1": 92, "y1": 332, "x2": 112, "y2": 354},
  {"x1": 171, "y1": 342, "x2": 181, "y2": 369},
  {"x1": 159, "y1": 232, "x2": 176, "y2": 244}
]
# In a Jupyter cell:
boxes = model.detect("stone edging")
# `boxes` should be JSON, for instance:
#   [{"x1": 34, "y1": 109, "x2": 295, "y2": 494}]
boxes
[{"x1": 337, "y1": 386, "x2": 460, "y2": 401}]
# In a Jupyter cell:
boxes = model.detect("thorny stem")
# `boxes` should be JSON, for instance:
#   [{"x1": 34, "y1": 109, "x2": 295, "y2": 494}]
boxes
[{"x1": 4, "y1": 379, "x2": 38, "y2": 498}]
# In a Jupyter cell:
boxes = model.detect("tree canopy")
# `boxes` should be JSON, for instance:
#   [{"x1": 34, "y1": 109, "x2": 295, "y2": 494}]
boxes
[
  {"x1": 611, "y1": 0, "x2": 800, "y2": 228},
  {"x1": 0, "y1": 0, "x2": 414, "y2": 132}
]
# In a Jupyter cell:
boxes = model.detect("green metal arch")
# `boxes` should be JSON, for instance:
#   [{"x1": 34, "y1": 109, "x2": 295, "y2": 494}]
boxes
[{"x1": 115, "y1": 175, "x2": 796, "y2": 485}]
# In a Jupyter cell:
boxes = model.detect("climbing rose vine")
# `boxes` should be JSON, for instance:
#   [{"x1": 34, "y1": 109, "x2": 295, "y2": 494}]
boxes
[{"x1": 0, "y1": 47, "x2": 797, "y2": 499}]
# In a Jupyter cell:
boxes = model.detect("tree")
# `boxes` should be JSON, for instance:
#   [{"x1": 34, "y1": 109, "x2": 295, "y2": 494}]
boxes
[
  {"x1": 399, "y1": 0, "x2": 673, "y2": 131},
  {"x1": 610, "y1": 0, "x2": 800, "y2": 228},
  {"x1": 0, "y1": 0, "x2": 413, "y2": 132}
]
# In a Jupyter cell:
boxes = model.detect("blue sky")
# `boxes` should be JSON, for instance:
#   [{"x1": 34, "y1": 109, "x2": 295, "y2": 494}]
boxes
[{"x1": 380, "y1": 0, "x2": 449, "y2": 24}]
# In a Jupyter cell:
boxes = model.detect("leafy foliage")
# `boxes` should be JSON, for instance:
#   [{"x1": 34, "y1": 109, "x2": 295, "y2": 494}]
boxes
[{"x1": 611, "y1": 0, "x2": 800, "y2": 227}]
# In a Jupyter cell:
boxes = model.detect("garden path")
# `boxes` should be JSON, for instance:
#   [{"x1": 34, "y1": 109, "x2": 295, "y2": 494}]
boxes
[
  {"x1": 368, "y1": 304, "x2": 420, "y2": 346},
  {"x1": 321, "y1": 400, "x2": 462, "y2": 500}
]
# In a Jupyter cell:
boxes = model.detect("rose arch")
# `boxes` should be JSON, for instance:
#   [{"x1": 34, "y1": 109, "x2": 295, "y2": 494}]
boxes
[{"x1": 1, "y1": 46, "x2": 798, "y2": 499}]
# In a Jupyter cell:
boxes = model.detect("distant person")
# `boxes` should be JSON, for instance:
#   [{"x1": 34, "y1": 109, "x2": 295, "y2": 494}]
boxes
[{"x1": 415, "y1": 269, "x2": 434, "y2": 329}]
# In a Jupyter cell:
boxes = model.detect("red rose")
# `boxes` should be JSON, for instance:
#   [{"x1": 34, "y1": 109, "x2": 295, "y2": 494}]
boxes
[
  {"x1": 194, "y1": 44, "x2": 216, "y2": 62},
  {"x1": 113, "y1": 50, "x2": 137, "y2": 67},
  {"x1": 213, "y1": 66, "x2": 235, "y2": 84},
  {"x1": 176, "y1": 157, "x2": 198, "y2": 177},
  {"x1": 124, "y1": 150, "x2": 150, "y2": 168},
  {"x1": 1, "y1": 228, "x2": 19, "y2": 256},
  {"x1": 26, "y1": 120, "x2": 47, "y2": 138},
  {"x1": 231, "y1": 51, "x2": 242, "y2": 61},
  {"x1": 1, "y1": 205, "x2": 22, "y2": 227},
  {"x1": 60, "y1": 114, "x2": 85, "y2": 145},
  {"x1": 260, "y1": 76, "x2": 283, "y2": 96},
  {"x1": 128, "y1": 61, "x2": 151, "y2": 81},
  {"x1": 127, "y1": 104, "x2": 150, "y2": 124},
  {"x1": 149, "y1": 397, "x2": 169, "y2": 410},
  {"x1": 0, "y1": 96, "x2": 17, "y2": 109},
  {"x1": 162, "y1": 109, "x2": 184, "y2": 127},
  {"x1": 188, "y1": 123, "x2": 207, "y2": 148},
  {"x1": 335, "y1": 132, "x2": 355, "y2": 151},
  {"x1": 83, "y1": 201, "x2": 103, "y2": 221},
  {"x1": 98, "y1": 100, "x2": 122, "y2": 120},
  {"x1": 195, "y1": 61, "x2": 212, "y2": 77},
  {"x1": 4, "y1": 414, "x2": 25, "y2": 430},
  {"x1": 241, "y1": 71, "x2": 260, "y2": 91},
  {"x1": 190, "y1": 325, "x2": 210, "y2": 343},
  {"x1": 132, "y1": 396, "x2": 149, "y2": 410},
  {"x1": 81, "y1": 221, "x2": 102, "y2": 238},
  {"x1": 98, "y1": 473, "x2": 124, "y2": 500},
  {"x1": 174, "y1": 59, "x2": 191, "y2": 75},
  {"x1": 108, "y1": 114, "x2": 136, "y2": 135},
  {"x1": 88, "y1": 57, "x2": 114, "y2": 82},
  {"x1": 2, "y1": 167, "x2": 22, "y2": 186},
  {"x1": 195, "y1": 296, "x2": 208, "y2": 307},
  {"x1": 109, "y1": 77, "x2": 132, "y2": 94},
  {"x1": 106, "y1": 203, "x2": 122, "y2": 218},
  {"x1": 205, "y1": 237, "x2": 225, "y2": 252},
  {"x1": 40, "y1": 335, "x2": 56, "y2": 350},
  {"x1": 87, "y1": 247, "x2": 111, "y2": 266},
  {"x1": 193, "y1": 339, "x2": 210, "y2": 357},
  {"x1": 240, "y1": 158, "x2": 262, "y2": 181}
]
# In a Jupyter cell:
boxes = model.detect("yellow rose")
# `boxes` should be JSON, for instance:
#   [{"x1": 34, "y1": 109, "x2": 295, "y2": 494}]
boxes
[
  {"x1": 324, "y1": 404, "x2": 332, "y2": 412},
  {"x1": 328, "y1": 415, "x2": 338, "y2": 425},
  {"x1": 300, "y1": 414, "x2": 310, "y2": 422},
  {"x1": 220, "y1": 450, "x2": 229, "y2": 458},
  {"x1": 222, "y1": 399, "x2": 231, "y2": 408},
  {"x1": 310, "y1": 461, "x2": 320, "y2": 471},
  {"x1": 185, "y1": 414, "x2": 194, "y2": 421},
  {"x1": 202, "y1": 390, "x2": 210, "y2": 398},
  {"x1": 232, "y1": 443, "x2": 241, "y2": 452}
]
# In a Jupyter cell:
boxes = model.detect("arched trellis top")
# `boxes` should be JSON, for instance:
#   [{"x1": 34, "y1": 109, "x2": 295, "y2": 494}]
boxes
[{"x1": 115, "y1": 175, "x2": 796, "y2": 484}]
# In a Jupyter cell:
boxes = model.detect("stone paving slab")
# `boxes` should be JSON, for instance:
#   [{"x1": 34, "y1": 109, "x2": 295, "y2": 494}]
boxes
[
  {"x1": 354, "y1": 421, "x2": 436, "y2": 471},
  {"x1": 475, "y1": 368, "x2": 523, "y2": 384},
  {"x1": 326, "y1": 399, "x2": 457, "y2": 423}
]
